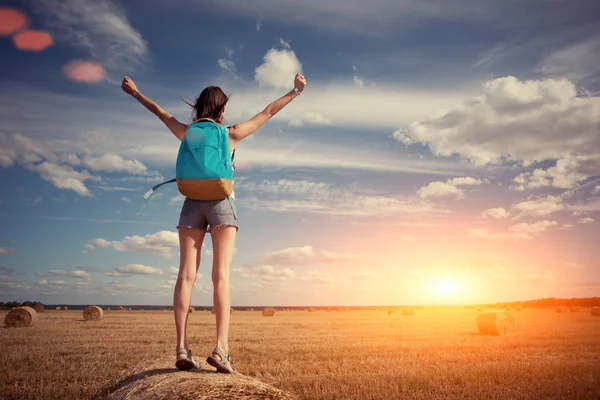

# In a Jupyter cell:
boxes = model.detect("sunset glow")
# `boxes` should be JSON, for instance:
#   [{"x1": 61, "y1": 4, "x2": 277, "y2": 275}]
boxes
[{"x1": 433, "y1": 280, "x2": 459, "y2": 296}]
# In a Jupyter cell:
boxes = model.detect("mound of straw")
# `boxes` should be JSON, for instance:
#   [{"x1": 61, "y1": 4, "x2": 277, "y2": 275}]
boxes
[
  {"x1": 33, "y1": 303, "x2": 45, "y2": 313},
  {"x1": 4, "y1": 306, "x2": 37, "y2": 327},
  {"x1": 476, "y1": 310, "x2": 515, "y2": 336},
  {"x1": 262, "y1": 307, "x2": 276, "y2": 317},
  {"x1": 592, "y1": 307, "x2": 600, "y2": 316},
  {"x1": 402, "y1": 308, "x2": 415, "y2": 316},
  {"x1": 92, "y1": 356, "x2": 296, "y2": 400},
  {"x1": 83, "y1": 306, "x2": 104, "y2": 321}
]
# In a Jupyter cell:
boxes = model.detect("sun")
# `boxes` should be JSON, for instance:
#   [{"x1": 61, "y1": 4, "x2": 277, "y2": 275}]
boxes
[{"x1": 433, "y1": 280, "x2": 459, "y2": 296}]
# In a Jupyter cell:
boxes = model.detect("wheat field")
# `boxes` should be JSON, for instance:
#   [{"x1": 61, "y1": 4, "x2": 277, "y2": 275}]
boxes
[{"x1": 1, "y1": 308, "x2": 599, "y2": 400}]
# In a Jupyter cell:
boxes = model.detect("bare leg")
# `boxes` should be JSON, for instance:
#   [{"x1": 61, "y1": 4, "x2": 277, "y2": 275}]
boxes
[
  {"x1": 210, "y1": 226, "x2": 236, "y2": 357},
  {"x1": 174, "y1": 227, "x2": 205, "y2": 360}
]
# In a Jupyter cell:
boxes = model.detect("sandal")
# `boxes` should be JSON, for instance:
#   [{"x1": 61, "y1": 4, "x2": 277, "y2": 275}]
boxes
[
  {"x1": 206, "y1": 347, "x2": 235, "y2": 373},
  {"x1": 175, "y1": 348, "x2": 200, "y2": 370}
]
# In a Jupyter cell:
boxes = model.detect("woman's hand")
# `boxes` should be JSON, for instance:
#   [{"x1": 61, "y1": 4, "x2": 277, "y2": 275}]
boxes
[
  {"x1": 294, "y1": 73, "x2": 306, "y2": 92},
  {"x1": 121, "y1": 76, "x2": 139, "y2": 96}
]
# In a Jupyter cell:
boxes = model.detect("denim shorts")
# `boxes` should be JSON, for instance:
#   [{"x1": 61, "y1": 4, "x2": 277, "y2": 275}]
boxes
[{"x1": 177, "y1": 197, "x2": 239, "y2": 232}]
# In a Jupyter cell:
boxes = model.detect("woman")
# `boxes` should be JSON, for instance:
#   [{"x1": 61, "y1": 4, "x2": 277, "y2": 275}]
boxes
[{"x1": 121, "y1": 73, "x2": 306, "y2": 373}]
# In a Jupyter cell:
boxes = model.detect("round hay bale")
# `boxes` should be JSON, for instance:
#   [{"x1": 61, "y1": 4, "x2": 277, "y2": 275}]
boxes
[
  {"x1": 591, "y1": 307, "x2": 600, "y2": 316},
  {"x1": 4, "y1": 306, "x2": 37, "y2": 327},
  {"x1": 33, "y1": 303, "x2": 45, "y2": 313},
  {"x1": 308, "y1": 308, "x2": 314, "y2": 312},
  {"x1": 569, "y1": 306, "x2": 580, "y2": 313},
  {"x1": 56, "y1": 306, "x2": 61, "y2": 310},
  {"x1": 59, "y1": 306, "x2": 68, "y2": 311},
  {"x1": 116, "y1": 306, "x2": 124, "y2": 311},
  {"x1": 127, "y1": 308, "x2": 132, "y2": 311},
  {"x1": 555, "y1": 306, "x2": 565, "y2": 313},
  {"x1": 262, "y1": 307, "x2": 276, "y2": 317},
  {"x1": 476, "y1": 310, "x2": 515, "y2": 336},
  {"x1": 402, "y1": 308, "x2": 415, "y2": 316},
  {"x1": 189, "y1": 307, "x2": 195, "y2": 313},
  {"x1": 83, "y1": 306, "x2": 104, "y2": 321},
  {"x1": 387, "y1": 308, "x2": 395, "y2": 314},
  {"x1": 92, "y1": 357, "x2": 296, "y2": 400},
  {"x1": 107, "y1": 308, "x2": 111, "y2": 311}
]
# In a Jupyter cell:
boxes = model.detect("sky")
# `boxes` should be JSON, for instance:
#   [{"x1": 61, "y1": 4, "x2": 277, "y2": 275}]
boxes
[{"x1": 0, "y1": 0, "x2": 599, "y2": 307}]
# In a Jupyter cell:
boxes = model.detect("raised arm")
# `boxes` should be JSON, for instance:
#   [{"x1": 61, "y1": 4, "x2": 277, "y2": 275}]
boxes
[
  {"x1": 228, "y1": 73, "x2": 307, "y2": 144},
  {"x1": 121, "y1": 76, "x2": 188, "y2": 141}
]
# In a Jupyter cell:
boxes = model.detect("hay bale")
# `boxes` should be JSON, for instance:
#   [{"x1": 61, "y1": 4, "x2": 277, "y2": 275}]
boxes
[
  {"x1": 83, "y1": 306, "x2": 104, "y2": 321},
  {"x1": 591, "y1": 307, "x2": 600, "y2": 316},
  {"x1": 59, "y1": 306, "x2": 67, "y2": 311},
  {"x1": 4, "y1": 306, "x2": 37, "y2": 327},
  {"x1": 189, "y1": 307, "x2": 195, "y2": 313},
  {"x1": 127, "y1": 308, "x2": 132, "y2": 311},
  {"x1": 262, "y1": 308, "x2": 276, "y2": 317},
  {"x1": 116, "y1": 306, "x2": 124, "y2": 311},
  {"x1": 33, "y1": 303, "x2": 45, "y2": 313},
  {"x1": 387, "y1": 308, "x2": 395, "y2": 314},
  {"x1": 92, "y1": 356, "x2": 296, "y2": 400},
  {"x1": 555, "y1": 306, "x2": 565, "y2": 313},
  {"x1": 476, "y1": 310, "x2": 515, "y2": 336},
  {"x1": 107, "y1": 308, "x2": 111, "y2": 311},
  {"x1": 569, "y1": 306, "x2": 580, "y2": 313},
  {"x1": 56, "y1": 306, "x2": 61, "y2": 310},
  {"x1": 308, "y1": 308, "x2": 314, "y2": 312},
  {"x1": 402, "y1": 308, "x2": 415, "y2": 316}
]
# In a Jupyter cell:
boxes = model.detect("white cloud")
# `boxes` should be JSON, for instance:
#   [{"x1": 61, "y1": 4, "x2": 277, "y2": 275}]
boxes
[
  {"x1": 287, "y1": 112, "x2": 332, "y2": 127},
  {"x1": 255, "y1": 48, "x2": 302, "y2": 90},
  {"x1": 0, "y1": 132, "x2": 151, "y2": 196},
  {"x1": 85, "y1": 230, "x2": 179, "y2": 259},
  {"x1": 482, "y1": 207, "x2": 510, "y2": 219},
  {"x1": 0, "y1": 247, "x2": 14, "y2": 255},
  {"x1": 418, "y1": 177, "x2": 482, "y2": 199},
  {"x1": 467, "y1": 220, "x2": 558, "y2": 240},
  {"x1": 167, "y1": 266, "x2": 179, "y2": 275},
  {"x1": 511, "y1": 195, "x2": 563, "y2": 218},
  {"x1": 30, "y1": 162, "x2": 101, "y2": 197},
  {"x1": 512, "y1": 156, "x2": 589, "y2": 191},
  {"x1": 578, "y1": 217, "x2": 595, "y2": 225},
  {"x1": 299, "y1": 270, "x2": 337, "y2": 284},
  {"x1": 47, "y1": 270, "x2": 90, "y2": 279},
  {"x1": 38, "y1": 279, "x2": 47, "y2": 286},
  {"x1": 240, "y1": 178, "x2": 448, "y2": 216},
  {"x1": 233, "y1": 265, "x2": 295, "y2": 281},
  {"x1": 262, "y1": 245, "x2": 359, "y2": 266},
  {"x1": 353, "y1": 75, "x2": 364, "y2": 88},
  {"x1": 508, "y1": 220, "x2": 558, "y2": 238},
  {"x1": 82, "y1": 153, "x2": 148, "y2": 174},
  {"x1": 217, "y1": 58, "x2": 241, "y2": 80},
  {"x1": 115, "y1": 264, "x2": 164, "y2": 275},
  {"x1": 279, "y1": 38, "x2": 291, "y2": 49},
  {"x1": 28, "y1": 0, "x2": 148, "y2": 71},
  {"x1": 396, "y1": 77, "x2": 600, "y2": 185},
  {"x1": 538, "y1": 35, "x2": 600, "y2": 82},
  {"x1": 120, "y1": 197, "x2": 132, "y2": 203},
  {"x1": 593, "y1": 186, "x2": 600, "y2": 195}
]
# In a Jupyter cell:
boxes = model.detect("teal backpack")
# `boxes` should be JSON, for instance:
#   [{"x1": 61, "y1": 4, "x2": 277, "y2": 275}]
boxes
[{"x1": 143, "y1": 118, "x2": 235, "y2": 202}]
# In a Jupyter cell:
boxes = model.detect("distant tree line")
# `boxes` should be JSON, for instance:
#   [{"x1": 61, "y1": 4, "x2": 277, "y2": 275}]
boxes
[
  {"x1": 486, "y1": 297, "x2": 600, "y2": 308},
  {"x1": 0, "y1": 301, "x2": 45, "y2": 310}
]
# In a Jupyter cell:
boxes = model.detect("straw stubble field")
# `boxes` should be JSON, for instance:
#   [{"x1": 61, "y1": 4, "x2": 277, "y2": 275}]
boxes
[{"x1": 1, "y1": 308, "x2": 599, "y2": 399}]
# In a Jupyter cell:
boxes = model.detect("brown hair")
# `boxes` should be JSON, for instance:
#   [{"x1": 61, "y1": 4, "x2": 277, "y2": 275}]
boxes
[{"x1": 186, "y1": 86, "x2": 230, "y2": 124}]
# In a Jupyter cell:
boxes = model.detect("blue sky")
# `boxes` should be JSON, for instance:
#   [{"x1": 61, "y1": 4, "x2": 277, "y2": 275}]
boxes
[{"x1": 1, "y1": 0, "x2": 599, "y2": 306}]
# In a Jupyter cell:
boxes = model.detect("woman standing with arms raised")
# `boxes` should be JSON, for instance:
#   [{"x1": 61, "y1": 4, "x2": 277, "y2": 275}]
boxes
[{"x1": 121, "y1": 73, "x2": 307, "y2": 373}]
